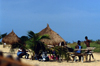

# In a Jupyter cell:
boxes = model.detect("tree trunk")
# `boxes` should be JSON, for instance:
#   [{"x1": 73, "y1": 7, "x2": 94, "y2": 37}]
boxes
[{"x1": 31, "y1": 52, "x2": 35, "y2": 60}]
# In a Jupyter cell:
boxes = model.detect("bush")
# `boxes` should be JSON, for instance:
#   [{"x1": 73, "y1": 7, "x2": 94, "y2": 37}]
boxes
[
  {"x1": 0, "y1": 42, "x2": 2, "y2": 45},
  {"x1": 67, "y1": 41, "x2": 100, "y2": 52}
]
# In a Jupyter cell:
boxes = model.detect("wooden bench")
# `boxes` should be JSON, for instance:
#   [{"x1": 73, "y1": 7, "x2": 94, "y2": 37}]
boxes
[
  {"x1": 74, "y1": 47, "x2": 96, "y2": 62},
  {"x1": 84, "y1": 47, "x2": 96, "y2": 62},
  {"x1": 67, "y1": 52, "x2": 84, "y2": 62}
]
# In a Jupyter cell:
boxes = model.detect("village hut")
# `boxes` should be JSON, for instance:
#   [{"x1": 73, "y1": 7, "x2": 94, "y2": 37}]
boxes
[
  {"x1": 2, "y1": 30, "x2": 21, "y2": 48},
  {"x1": 39, "y1": 24, "x2": 67, "y2": 46}
]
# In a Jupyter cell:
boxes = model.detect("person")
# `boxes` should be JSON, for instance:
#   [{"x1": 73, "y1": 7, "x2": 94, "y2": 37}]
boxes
[
  {"x1": 75, "y1": 40, "x2": 82, "y2": 61},
  {"x1": 17, "y1": 47, "x2": 29, "y2": 59},
  {"x1": 41, "y1": 51, "x2": 49, "y2": 61},
  {"x1": 84, "y1": 36, "x2": 94, "y2": 61},
  {"x1": 84, "y1": 36, "x2": 91, "y2": 47}
]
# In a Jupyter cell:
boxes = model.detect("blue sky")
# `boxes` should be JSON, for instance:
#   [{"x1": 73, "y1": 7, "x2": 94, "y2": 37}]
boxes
[{"x1": 0, "y1": 0, "x2": 100, "y2": 42}]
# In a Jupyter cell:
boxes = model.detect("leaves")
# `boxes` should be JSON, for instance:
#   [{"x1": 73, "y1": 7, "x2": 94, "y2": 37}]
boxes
[
  {"x1": 27, "y1": 31, "x2": 35, "y2": 39},
  {"x1": 0, "y1": 33, "x2": 7, "y2": 39},
  {"x1": 25, "y1": 31, "x2": 50, "y2": 55},
  {"x1": 20, "y1": 36, "x2": 28, "y2": 43},
  {"x1": 37, "y1": 34, "x2": 50, "y2": 41}
]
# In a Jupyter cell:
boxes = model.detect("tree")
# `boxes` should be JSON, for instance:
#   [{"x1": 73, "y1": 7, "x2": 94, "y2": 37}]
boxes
[
  {"x1": 20, "y1": 36, "x2": 28, "y2": 44},
  {"x1": 0, "y1": 33, "x2": 7, "y2": 39},
  {"x1": 0, "y1": 33, "x2": 7, "y2": 44},
  {"x1": 0, "y1": 35, "x2": 1, "y2": 39},
  {"x1": 25, "y1": 31, "x2": 50, "y2": 59},
  {"x1": 53, "y1": 46, "x2": 68, "y2": 61}
]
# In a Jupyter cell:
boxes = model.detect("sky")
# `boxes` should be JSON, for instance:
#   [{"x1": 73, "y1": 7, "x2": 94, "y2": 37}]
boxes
[{"x1": 0, "y1": 0, "x2": 100, "y2": 43}]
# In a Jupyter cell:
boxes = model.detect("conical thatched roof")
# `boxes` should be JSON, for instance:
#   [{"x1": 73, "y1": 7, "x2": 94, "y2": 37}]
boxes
[
  {"x1": 2, "y1": 30, "x2": 20, "y2": 45},
  {"x1": 39, "y1": 24, "x2": 66, "y2": 46}
]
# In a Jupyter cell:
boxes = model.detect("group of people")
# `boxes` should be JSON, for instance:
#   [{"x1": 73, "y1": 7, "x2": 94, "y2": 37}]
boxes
[
  {"x1": 16, "y1": 36, "x2": 94, "y2": 62},
  {"x1": 74, "y1": 36, "x2": 94, "y2": 61}
]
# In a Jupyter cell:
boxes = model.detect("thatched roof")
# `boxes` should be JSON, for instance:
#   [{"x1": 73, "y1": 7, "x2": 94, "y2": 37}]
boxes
[
  {"x1": 2, "y1": 30, "x2": 20, "y2": 44},
  {"x1": 39, "y1": 24, "x2": 66, "y2": 46}
]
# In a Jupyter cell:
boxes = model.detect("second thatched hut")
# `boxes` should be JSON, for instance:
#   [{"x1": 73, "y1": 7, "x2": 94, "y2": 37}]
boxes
[
  {"x1": 2, "y1": 30, "x2": 21, "y2": 48},
  {"x1": 39, "y1": 24, "x2": 66, "y2": 46}
]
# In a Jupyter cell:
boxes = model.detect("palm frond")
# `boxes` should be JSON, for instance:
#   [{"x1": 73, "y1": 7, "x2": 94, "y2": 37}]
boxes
[
  {"x1": 27, "y1": 31, "x2": 35, "y2": 38},
  {"x1": 37, "y1": 34, "x2": 50, "y2": 41},
  {"x1": 1, "y1": 33, "x2": 7, "y2": 38}
]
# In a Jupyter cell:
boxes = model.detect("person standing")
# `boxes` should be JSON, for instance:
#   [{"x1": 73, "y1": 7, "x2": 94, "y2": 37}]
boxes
[
  {"x1": 84, "y1": 36, "x2": 94, "y2": 61},
  {"x1": 84, "y1": 36, "x2": 91, "y2": 47}
]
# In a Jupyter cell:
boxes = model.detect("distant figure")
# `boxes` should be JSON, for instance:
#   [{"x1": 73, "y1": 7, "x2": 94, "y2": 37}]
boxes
[
  {"x1": 75, "y1": 40, "x2": 82, "y2": 61},
  {"x1": 84, "y1": 36, "x2": 94, "y2": 61},
  {"x1": 41, "y1": 51, "x2": 49, "y2": 61},
  {"x1": 84, "y1": 36, "x2": 91, "y2": 47}
]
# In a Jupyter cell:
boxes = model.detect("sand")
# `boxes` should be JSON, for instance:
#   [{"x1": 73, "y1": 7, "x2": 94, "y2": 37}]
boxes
[{"x1": 0, "y1": 45, "x2": 100, "y2": 66}]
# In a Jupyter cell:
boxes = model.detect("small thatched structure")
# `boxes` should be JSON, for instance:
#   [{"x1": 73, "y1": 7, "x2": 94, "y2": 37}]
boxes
[
  {"x1": 2, "y1": 30, "x2": 20, "y2": 46},
  {"x1": 39, "y1": 24, "x2": 66, "y2": 46}
]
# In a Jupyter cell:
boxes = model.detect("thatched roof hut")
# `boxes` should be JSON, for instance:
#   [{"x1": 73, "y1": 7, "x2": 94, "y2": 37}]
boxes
[
  {"x1": 39, "y1": 24, "x2": 66, "y2": 46},
  {"x1": 2, "y1": 30, "x2": 20, "y2": 45}
]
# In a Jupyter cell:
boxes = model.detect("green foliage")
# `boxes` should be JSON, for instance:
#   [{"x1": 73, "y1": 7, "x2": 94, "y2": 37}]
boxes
[
  {"x1": 53, "y1": 46, "x2": 68, "y2": 60},
  {"x1": 1, "y1": 33, "x2": 7, "y2": 38},
  {"x1": 67, "y1": 41, "x2": 100, "y2": 52},
  {"x1": 95, "y1": 39, "x2": 100, "y2": 44},
  {"x1": 27, "y1": 31, "x2": 35, "y2": 38},
  {"x1": 90, "y1": 42, "x2": 100, "y2": 52},
  {"x1": 0, "y1": 33, "x2": 7, "y2": 39},
  {"x1": 26, "y1": 38, "x2": 35, "y2": 52},
  {"x1": 25, "y1": 31, "x2": 50, "y2": 56},
  {"x1": 37, "y1": 34, "x2": 50, "y2": 41},
  {"x1": 0, "y1": 36, "x2": 1, "y2": 39},
  {"x1": 0, "y1": 42, "x2": 2, "y2": 45},
  {"x1": 20, "y1": 36, "x2": 28, "y2": 43}
]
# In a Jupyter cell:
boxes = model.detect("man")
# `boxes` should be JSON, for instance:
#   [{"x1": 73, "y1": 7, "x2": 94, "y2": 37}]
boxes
[
  {"x1": 75, "y1": 40, "x2": 82, "y2": 61},
  {"x1": 84, "y1": 36, "x2": 91, "y2": 47},
  {"x1": 84, "y1": 36, "x2": 94, "y2": 61}
]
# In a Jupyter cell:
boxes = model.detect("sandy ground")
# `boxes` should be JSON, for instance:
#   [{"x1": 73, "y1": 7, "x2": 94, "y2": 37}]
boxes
[{"x1": 0, "y1": 45, "x2": 100, "y2": 66}]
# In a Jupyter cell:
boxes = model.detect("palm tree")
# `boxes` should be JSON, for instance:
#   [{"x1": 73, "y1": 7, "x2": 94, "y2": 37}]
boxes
[
  {"x1": 25, "y1": 31, "x2": 50, "y2": 59},
  {"x1": 20, "y1": 36, "x2": 28, "y2": 44},
  {"x1": 0, "y1": 33, "x2": 7, "y2": 44},
  {"x1": 0, "y1": 33, "x2": 1, "y2": 39},
  {"x1": 53, "y1": 46, "x2": 68, "y2": 61},
  {"x1": 0, "y1": 33, "x2": 7, "y2": 39}
]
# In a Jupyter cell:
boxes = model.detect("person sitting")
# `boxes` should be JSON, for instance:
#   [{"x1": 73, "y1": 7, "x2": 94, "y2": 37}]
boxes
[
  {"x1": 17, "y1": 47, "x2": 29, "y2": 59},
  {"x1": 41, "y1": 51, "x2": 49, "y2": 61},
  {"x1": 75, "y1": 40, "x2": 82, "y2": 61}
]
